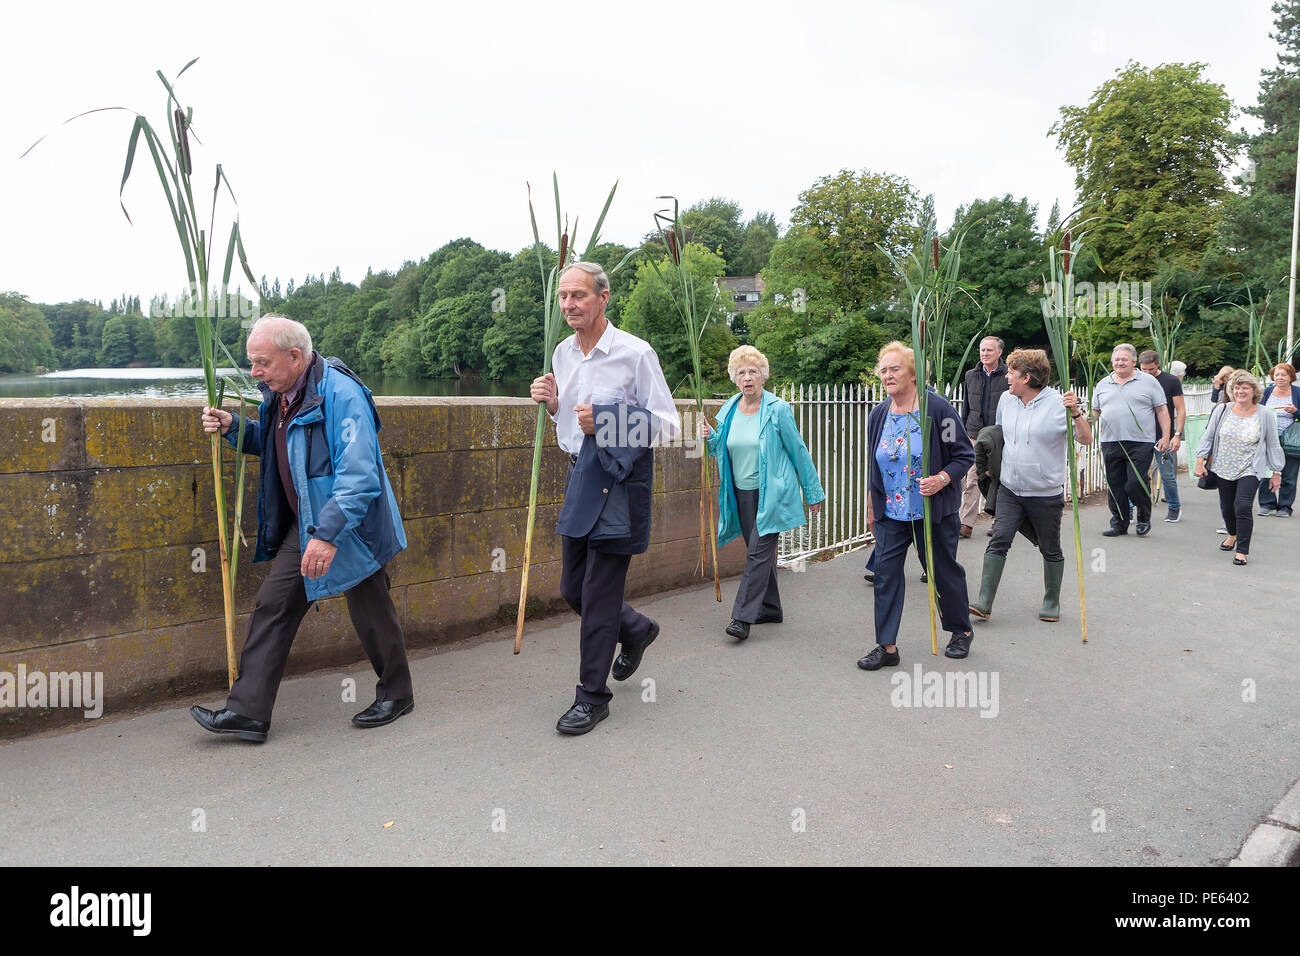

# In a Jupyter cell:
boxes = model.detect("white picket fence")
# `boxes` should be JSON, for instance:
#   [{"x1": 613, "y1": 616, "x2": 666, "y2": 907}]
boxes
[{"x1": 769, "y1": 380, "x2": 1179, "y2": 566}]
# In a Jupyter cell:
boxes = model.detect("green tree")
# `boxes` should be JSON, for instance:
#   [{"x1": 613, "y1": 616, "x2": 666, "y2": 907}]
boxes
[
  {"x1": 1220, "y1": 0, "x2": 1300, "y2": 282},
  {"x1": 98, "y1": 315, "x2": 134, "y2": 366},
  {"x1": 682, "y1": 197, "x2": 744, "y2": 271},
  {"x1": 1050, "y1": 61, "x2": 1236, "y2": 277},
  {"x1": 730, "y1": 211, "x2": 779, "y2": 276},
  {"x1": 786, "y1": 168, "x2": 924, "y2": 311},
  {"x1": 419, "y1": 290, "x2": 496, "y2": 378},
  {"x1": 945, "y1": 195, "x2": 1043, "y2": 359},
  {"x1": 621, "y1": 243, "x2": 736, "y2": 392},
  {"x1": 0, "y1": 293, "x2": 56, "y2": 372}
]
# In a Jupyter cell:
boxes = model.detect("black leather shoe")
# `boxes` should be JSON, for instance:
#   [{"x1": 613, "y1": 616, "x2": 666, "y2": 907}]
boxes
[
  {"x1": 944, "y1": 632, "x2": 974, "y2": 659},
  {"x1": 190, "y1": 705, "x2": 268, "y2": 743},
  {"x1": 726, "y1": 619, "x2": 751, "y2": 640},
  {"x1": 1135, "y1": 521, "x2": 1151, "y2": 536},
  {"x1": 1101, "y1": 525, "x2": 1128, "y2": 537},
  {"x1": 611, "y1": 619, "x2": 659, "y2": 681},
  {"x1": 920, "y1": 570, "x2": 928, "y2": 583},
  {"x1": 857, "y1": 646, "x2": 900, "y2": 670},
  {"x1": 556, "y1": 701, "x2": 609, "y2": 735},
  {"x1": 352, "y1": 696, "x2": 414, "y2": 728},
  {"x1": 863, "y1": 570, "x2": 875, "y2": 584},
  {"x1": 755, "y1": 611, "x2": 783, "y2": 624}
]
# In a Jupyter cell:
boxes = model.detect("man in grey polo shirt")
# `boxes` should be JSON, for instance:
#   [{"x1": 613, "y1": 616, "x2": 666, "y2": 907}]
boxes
[{"x1": 1091, "y1": 343, "x2": 1171, "y2": 537}]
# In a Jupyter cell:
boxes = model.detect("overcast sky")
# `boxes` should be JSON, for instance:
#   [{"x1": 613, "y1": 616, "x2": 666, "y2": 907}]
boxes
[{"x1": 0, "y1": 0, "x2": 1280, "y2": 307}]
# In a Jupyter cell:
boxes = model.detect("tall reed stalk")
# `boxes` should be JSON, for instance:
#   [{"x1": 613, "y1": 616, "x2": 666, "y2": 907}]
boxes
[
  {"x1": 514, "y1": 176, "x2": 635, "y2": 653},
  {"x1": 26, "y1": 60, "x2": 261, "y2": 685},
  {"x1": 650, "y1": 198, "x2": 720, "y2": 601},
  {"x1": 1041, "y1": 218, "x2": 1103, "y2": 644}
]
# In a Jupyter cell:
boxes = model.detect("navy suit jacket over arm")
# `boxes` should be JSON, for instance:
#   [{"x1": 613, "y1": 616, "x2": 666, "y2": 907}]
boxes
[{"x1": 556, "y1": 404, "x2": 654, "y2": 555}]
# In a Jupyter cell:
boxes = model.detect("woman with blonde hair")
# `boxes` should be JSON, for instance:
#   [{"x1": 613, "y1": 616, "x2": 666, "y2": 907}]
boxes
[
  {"x1": 1194, "y1": 370, "x2": 1284, "y2": 565},
  {"x1": 858, "y1": 341, "x2": 976, "y2": 669},
  {"x1": 1210, "y1": 366, "x2": 1236, "y2": 404},
  {"x1": 701, "y1": 345, "x2": 825, "y2": 641}
]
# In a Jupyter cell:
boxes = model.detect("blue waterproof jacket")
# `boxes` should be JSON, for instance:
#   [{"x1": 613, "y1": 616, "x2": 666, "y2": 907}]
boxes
[
  {"x1": 707, "y1": 390, "x2": 825, "y2": 547},
  {"x1": 225, "y1": 354, "x2": 407, "y2": 600}
]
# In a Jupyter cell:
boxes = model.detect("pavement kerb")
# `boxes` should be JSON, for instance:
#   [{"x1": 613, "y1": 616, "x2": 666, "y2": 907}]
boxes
[{"x1": 1230, "y1": 776, "x2": 1300, "y2": 866}]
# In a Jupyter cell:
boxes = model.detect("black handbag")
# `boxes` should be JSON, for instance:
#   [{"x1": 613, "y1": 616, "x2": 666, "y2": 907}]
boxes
[{"x1": 1198, "y1": 405, "x2": 1225, "y2": 490}]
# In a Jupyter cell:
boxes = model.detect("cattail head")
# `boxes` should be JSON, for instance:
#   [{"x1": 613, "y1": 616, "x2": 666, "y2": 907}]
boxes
[
  {"x1": 667, "y1": 228, "x2": 681, "y2": 265},
  {"x1": 931, "y1": 236, "x2": 940, "y2": 270},
  {"x1": 558, "y1": 215, "x2": 569, "y2": 269},
  {"x1": 1063, "y1": 229, "x2": 1072, "y2": 274},
  {"x1": 919, "y1": 318, "x2": 927, "y2": 354},
  {"x1": 174, "y1": 108, "x2": 192, "y2": 176}
]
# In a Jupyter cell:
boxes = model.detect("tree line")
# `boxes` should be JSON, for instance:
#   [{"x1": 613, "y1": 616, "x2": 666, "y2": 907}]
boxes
[{"x1": 6, "y1": 2, "x2": 1300, "y2": 387}]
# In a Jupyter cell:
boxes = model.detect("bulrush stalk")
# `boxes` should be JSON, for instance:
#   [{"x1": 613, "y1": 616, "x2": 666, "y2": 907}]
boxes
[
  {"x1": 1042, "y1": 211, "x2": 1104, "y2": 644},
  {"x1": 515, "y1": 177, "x2": 636, "y2": 652},
  {"x1": 24, "y1": 60, "x2": 262, "y2": 685},
  {"x1": 651, "y1": 197, "x2": 721, "y2": 601}
]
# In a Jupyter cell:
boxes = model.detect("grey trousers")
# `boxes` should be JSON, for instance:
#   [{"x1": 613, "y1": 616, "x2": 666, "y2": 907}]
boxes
[
  {"x1": 732, "y1": 486, "x2": 782, "y2": 623},
  {"x1": 226, "y1": 530, "x2": 414, "y2": 722},
  {"x1": 988, "y1": 487, "x2": 1062, "y2": 563}
]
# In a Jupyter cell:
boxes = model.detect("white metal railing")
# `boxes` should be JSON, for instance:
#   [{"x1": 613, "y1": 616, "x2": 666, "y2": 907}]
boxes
[{"x1": 774, "y1": 383, "x2": 878, "y2": 566}]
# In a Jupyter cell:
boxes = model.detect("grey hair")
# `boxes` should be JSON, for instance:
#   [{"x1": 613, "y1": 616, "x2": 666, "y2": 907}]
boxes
[
  {"x1": 249, "y1": 314, "x2": 312, "y2": 355},
  {"x1": 560, "y1": 260, "x2": 610, "y2": 295},
  {"x1": 1169, "y1": 360, "x2": 1187, "y2": 377},
  {"x1": 980, "y1": 335, "x2": 1005, "y2": 352},
  {"x1": 1111, "y1": 343, "x2": 1138, "y2": 362}
]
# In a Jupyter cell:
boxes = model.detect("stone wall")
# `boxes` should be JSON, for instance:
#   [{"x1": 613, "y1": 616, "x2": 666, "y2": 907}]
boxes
[{"x1": 0, "y1": 397, "x2": 744, "y2": 736}]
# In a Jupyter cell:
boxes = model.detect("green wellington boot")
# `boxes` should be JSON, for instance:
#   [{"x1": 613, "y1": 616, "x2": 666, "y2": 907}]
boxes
[
  {"x1": 968, "y1": 553, "x2": 1006, "y2": 620},
  {"x1": 1040, "y1": 559, "x2": 1065, "y2": 622}
]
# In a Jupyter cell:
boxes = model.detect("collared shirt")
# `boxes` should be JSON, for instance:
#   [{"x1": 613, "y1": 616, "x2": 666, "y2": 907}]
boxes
[
  {"x1": 274, "y1": 353, "x2": 317, "y2": 515},
  {"x1": 996, "y1": 387, "x2": 1068, "y2": 496},
  {"x1": 549, "y1": 321, "x2": 681, "y2": 455},
  {"x1": 1093, "y1": 370, "x2": 1167, "y2": 443}
]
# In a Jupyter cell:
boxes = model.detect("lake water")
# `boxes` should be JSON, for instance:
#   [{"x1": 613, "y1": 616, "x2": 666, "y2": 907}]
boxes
[{"x1": 0, "y1": 368, "x2": 532, "y2": 400}]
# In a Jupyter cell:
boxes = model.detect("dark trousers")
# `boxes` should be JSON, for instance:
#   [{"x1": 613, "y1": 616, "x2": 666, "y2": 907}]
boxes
[
  {"x1": 1102, "y1": 440, "x2": 1155, "y2": 526},
  {"x1": 226, "y1": 531, "x2": 413, "y2": 722},
  {"x1": 872, "y1": 512, "x2": 971, "y2": 647},
  {"x1": 560, "y1": 534, "x2": 655, "y2": 706},
  {"x1": 1218, "y1": 475, "x2": 1261, "y2": 554},
  {"x1": 732, "y1": 486, "x2": 781, "y2": 623},
  {"x1": 988, "y1": 488, "x2": 1060, "y2": 562},
  {"x1": 1258, "y1": 455, "x2": 1299, "y2": 512}
]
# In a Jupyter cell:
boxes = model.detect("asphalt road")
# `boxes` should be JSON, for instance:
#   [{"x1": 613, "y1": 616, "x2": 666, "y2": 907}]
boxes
[{"x1": 2, "y1": 494, "x2": 1296, "y2": 866}]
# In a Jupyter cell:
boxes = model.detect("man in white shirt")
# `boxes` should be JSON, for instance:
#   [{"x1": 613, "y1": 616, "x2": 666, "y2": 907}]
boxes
[{"x1": 529, "y1": 261, "x2": 681, "y2": 735}]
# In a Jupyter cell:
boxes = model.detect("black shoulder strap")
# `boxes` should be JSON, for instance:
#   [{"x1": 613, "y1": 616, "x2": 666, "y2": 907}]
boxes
[{"x1": 324, "y1": 356, "x2": 382, "y2": 429}]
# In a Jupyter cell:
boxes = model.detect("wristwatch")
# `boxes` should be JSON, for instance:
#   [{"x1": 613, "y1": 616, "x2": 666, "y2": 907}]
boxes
[{"x1": 1175, "y1": 431, "x2": 1183, "y2": 438}]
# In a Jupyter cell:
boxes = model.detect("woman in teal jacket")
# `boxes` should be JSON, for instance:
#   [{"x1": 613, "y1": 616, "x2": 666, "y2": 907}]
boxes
[{"x1": 702, "y1": 345, "x2": 825, "y2": 640}]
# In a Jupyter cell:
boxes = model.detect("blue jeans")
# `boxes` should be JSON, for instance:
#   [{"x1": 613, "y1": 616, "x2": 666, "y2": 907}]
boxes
[
  {"x1": 1258, "y1": 455, "x2": 1300, "y2": 512},
  {"x1": 1153, "y1": 448, "x2": 1180, "y2": 510}
]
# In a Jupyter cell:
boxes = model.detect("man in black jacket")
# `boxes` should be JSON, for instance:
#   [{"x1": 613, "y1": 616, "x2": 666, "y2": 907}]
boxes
[{"x1": 960, "y1": 337, "x2": 1009, "y2": 537}]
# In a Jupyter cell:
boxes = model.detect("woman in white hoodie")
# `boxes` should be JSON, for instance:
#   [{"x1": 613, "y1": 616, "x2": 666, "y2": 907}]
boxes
[{"x1": 968, "y1": 349, "x2": 1092, "y2": 623}]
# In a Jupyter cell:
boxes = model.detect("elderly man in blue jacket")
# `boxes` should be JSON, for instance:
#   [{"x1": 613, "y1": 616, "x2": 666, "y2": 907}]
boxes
[{"x1": 191, "y1": 315, "x2": 414, "y2": 742}]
